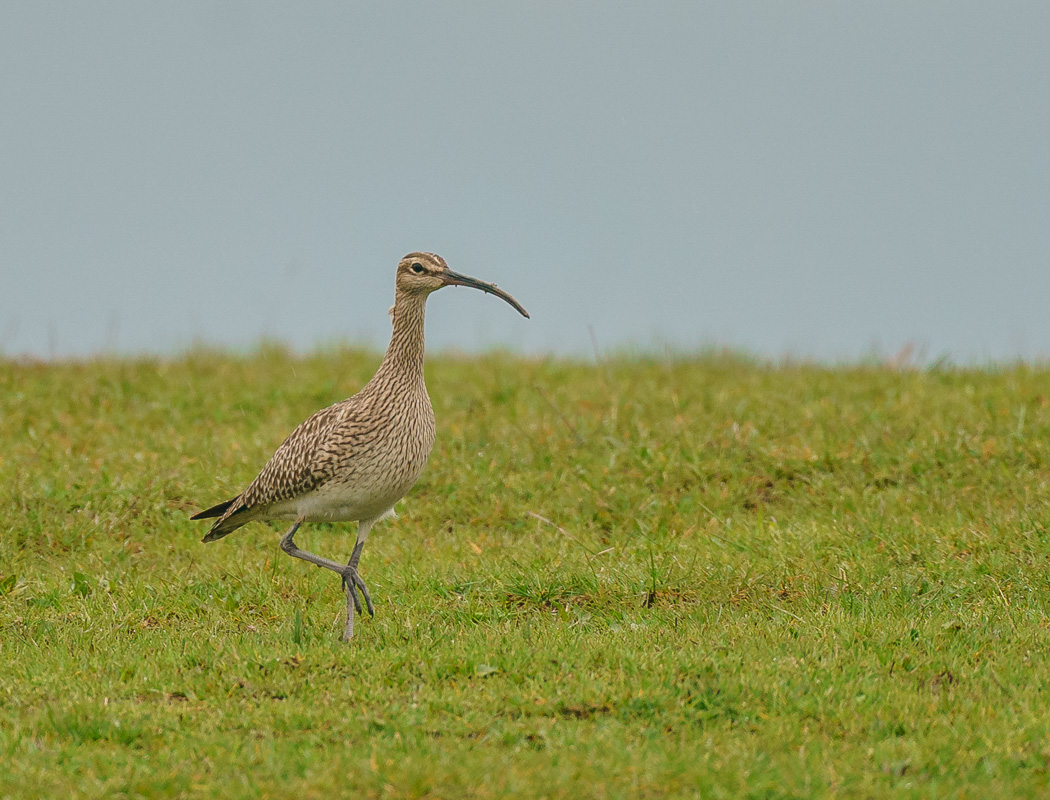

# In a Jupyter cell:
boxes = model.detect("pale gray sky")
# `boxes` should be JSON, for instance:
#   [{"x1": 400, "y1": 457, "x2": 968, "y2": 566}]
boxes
[{"x1": 2, "y1": 3, "x2": 1048, "y2": 361}]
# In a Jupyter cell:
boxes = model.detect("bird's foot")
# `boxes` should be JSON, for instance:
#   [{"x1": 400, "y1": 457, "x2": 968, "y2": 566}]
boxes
[{"x1": 341, "y1": 565, "x2": 375, "y2": 618}]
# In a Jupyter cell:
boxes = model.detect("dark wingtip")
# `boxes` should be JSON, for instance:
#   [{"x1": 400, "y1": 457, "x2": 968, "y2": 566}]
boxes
[{"x1": 191, "y1": 498, "x2": 236, "y2": 520}]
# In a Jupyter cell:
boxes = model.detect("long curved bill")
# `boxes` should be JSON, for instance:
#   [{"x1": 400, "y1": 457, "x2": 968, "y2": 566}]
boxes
[{"x1": 443, "y1": 270, "x2": 530, "y2": 318}]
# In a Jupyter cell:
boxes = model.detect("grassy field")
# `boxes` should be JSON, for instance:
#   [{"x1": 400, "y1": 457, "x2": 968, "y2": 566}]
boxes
[{"x1": 3, "y1": 347, "x2": 1050, "y2": 798}]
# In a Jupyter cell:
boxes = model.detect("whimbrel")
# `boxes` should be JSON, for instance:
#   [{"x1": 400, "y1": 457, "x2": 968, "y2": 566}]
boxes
[{"x1": 192, "y1": 252, "x2": 529, "y2": 640}]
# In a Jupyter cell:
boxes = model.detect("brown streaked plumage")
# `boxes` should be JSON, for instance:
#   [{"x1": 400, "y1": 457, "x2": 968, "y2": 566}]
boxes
[{"x1": 192, "y1": 252, "x2": 529, "y2": 640}]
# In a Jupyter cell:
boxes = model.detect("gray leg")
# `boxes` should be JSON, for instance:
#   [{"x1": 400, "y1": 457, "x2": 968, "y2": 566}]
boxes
[
  {"x1": 279, "y1": 520, "x2": 347, "y2": 575},
  {"x1": 280, "y1": 519, "x2": 362, "y2": 642},
  {"x1": 279, "y1": 518, "x2": 379, "y2": 642},
  {"x1": 341, "y1": 519, "x2": 375, "y2": 641}
]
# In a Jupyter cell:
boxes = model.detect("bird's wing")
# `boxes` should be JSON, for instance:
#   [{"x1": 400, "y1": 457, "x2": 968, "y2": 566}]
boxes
[{"x1": 238, "y1": 401, "x2": 352, "y2": 511}]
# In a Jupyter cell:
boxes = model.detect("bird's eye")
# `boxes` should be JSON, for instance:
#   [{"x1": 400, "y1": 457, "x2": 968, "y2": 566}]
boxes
[{"x1": 411, "y1": 263, "x2": 424, "y2": 274}]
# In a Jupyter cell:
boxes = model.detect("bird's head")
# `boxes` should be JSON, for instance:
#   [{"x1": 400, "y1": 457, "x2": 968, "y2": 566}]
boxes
[{"x1": 395, "y1": 252, "x2": 530, "y2": 318}]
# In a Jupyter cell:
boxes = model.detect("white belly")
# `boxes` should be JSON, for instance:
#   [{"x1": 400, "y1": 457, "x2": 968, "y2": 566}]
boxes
[
  {"x1": 266, "y1": 458, "x2": 426, "y2": 524},
  {"x1": 292, "y1": 480, "x2": 402, "y2": 523}
]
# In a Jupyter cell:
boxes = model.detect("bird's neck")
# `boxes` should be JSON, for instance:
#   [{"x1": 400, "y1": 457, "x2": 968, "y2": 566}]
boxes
[{"x1": 375, "y1": 290, "x2": 428, "y2": 385}]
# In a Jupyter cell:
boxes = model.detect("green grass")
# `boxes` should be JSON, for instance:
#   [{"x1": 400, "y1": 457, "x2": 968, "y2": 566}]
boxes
[{"x1": 4, "y1": 346, "x2": 1050, "y2": 797}]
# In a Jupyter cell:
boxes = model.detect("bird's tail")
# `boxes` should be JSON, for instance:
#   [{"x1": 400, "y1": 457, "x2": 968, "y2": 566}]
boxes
[{"x1": 192, "y1": 498, "x2": 250, "y2": 543}]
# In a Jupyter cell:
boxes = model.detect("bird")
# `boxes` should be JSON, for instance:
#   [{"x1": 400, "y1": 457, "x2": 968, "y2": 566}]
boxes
[{"x1": 191, "y1": 252, "x2": 529, "y2": 640}]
